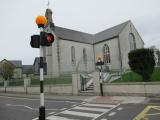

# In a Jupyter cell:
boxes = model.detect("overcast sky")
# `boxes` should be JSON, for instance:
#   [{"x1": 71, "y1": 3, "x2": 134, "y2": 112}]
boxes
[{"x1": 0, "y1": 0, "x2": 160, "y2": 64}]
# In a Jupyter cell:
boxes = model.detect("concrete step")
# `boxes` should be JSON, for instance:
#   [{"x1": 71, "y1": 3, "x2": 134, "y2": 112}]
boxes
[
  {"x1": 86, "y1": 88, "x2": 94, "y2": 91},
  {"x1": 79, "y1": 90, "x2": 94, "y2": 96},
  {"x1": 86, "y1": 83, "x2": 94, "y2": 90}
]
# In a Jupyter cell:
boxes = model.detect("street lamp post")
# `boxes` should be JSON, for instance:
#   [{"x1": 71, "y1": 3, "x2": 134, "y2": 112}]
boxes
[
  {"x1": 36, "y1": 16, "x2": 47, "y2": 120},
  {"x1": 96, "y1": 57, "x2": 104, "y2": 96}
]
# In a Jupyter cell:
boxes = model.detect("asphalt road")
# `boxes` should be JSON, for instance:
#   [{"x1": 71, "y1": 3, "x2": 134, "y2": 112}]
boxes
[{"x1": 0, "y1": 96, "x2": 159, "y2": 120}]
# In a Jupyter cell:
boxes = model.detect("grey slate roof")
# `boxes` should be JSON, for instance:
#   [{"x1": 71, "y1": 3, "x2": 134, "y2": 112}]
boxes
[
  {"x1": 9, "y1": 60, "x2": 22, "y2": 68},
  {"x1": 54, "y1": 26, "x2": 94, "y2": 44},
  {"x1": 22, "y1": 65, "x2": 33, "y2": 74},
  {"x1": 54, "y1": 21, "x2": 130, "y2": 44},
  {"x1": 94, "y1": 21, "x2": 130, "y2": 43}
]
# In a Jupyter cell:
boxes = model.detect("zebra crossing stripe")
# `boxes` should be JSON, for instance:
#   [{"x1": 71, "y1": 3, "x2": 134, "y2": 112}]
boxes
[
  {"x1": 32, "y1": 118, "x2": 38, "y2": 120},
  {"x1": 34, "y1": 103, "x2": 120, "y2": 120},
  {"x1": 83, "y1": 103, "x2": 116, "y2": 108},
  {"x1": 61, "y1": 110, "x2": 100, "y2": 118},
  {"x1": 46, "y1": 116, "x2": 72, "y2": 120},
  {"x1": 73, "y1": 106, "x2": 109, "y2": 112}
]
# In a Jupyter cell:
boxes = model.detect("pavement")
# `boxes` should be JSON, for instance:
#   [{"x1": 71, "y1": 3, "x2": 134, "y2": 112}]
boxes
[{"x1": 0, "y1": 92, "x2": 149, "y2": 104}]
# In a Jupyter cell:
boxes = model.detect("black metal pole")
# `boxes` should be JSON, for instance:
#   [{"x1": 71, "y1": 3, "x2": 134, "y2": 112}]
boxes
[
  {"x1": 39, "y1": 29, "x2": 45, "y2": 120},
  {"x1": 99, "y1": 67, "x2": 103, "y2": 96}
]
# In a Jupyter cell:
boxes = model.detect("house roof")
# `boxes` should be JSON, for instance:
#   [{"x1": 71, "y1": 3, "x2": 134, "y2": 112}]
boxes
[
  {"x1": 0, "y1": 59, "x2": 15, "y2": 67},
  {"x1": 9, "y1": 60, "x2": 22, "y2": 68},
  {"x1": 53, "y1": 21, "x2": 130, "y2": 44},
  {"x1": 22, "y1": 65, "x2": 33, "y2": 74}
]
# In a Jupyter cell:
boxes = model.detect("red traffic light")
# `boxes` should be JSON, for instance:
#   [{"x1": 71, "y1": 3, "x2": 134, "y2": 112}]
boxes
[
  {"x1": 40, "y1": 32, "x2": 54, "y2": 46},
  {"x1": 47, "y1": 33, "x2": 54, "y2": 43}
]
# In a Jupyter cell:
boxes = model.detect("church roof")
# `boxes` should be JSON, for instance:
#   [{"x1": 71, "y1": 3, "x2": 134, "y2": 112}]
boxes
[
  {"x1": 54, "y1": 21, "x2": 130, "y2": 44},
  {"x1": 54, "y1": 26, "x2": 94, "y2": 44},
  {"x1": 94, "y1": 21, "x2": 130, "y2": 43}
]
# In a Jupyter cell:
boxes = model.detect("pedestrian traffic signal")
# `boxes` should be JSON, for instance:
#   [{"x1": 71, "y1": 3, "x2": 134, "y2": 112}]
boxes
[
  {"x1": 30, "y1": 32, "x2": 54, "y2": 48},
  {"x1": 30, "y1": 35, "x2": 40, "y2": 48},
  {"x1": 40, "y1": 32, "x2": 54, "y2": 46}
]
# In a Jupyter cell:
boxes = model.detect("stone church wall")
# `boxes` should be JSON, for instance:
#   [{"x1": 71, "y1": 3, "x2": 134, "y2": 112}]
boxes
[
  {"x1": 94, "y1": 38, "x2": 120, "y2": 70},
  {"x1": 59, "y1": 40, "x2": 95, "y2": 74},
  {"x1": 119, "y1": 22, "x2": 144, "y2": 70}
]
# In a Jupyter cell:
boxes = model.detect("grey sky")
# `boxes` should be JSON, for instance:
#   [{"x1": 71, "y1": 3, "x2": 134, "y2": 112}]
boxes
[{"x1": 0, "y1": 0, "x2": 160, "y2": 64}]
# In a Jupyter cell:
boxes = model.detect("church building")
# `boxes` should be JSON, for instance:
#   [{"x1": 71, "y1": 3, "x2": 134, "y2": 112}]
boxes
[{"x1": 42, "y1": 8, "x2": 144, "y2": 78}]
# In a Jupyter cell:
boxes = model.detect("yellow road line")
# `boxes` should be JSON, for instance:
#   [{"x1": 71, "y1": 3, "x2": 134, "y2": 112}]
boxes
[
  {"x1": 133, "y1": 105, "x2": 160, "y2": 120},
  {"x1": 133, "y1": 106, "x2": 151, "y2": 120},
  {"x1": 146, "y1": 113, "x2": 160, "y2": 116}
]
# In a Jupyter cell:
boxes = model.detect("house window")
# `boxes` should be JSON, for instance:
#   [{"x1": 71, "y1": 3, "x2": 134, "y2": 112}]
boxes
[
  {"x1": 129, "y1": 33, "x2": 136, "y2": 50},
  {"x1": 103, "y1": 44, "x2": 110, "y2": 64},
  {"x1": 83, "y1": 48, "x2": 87, "y2": 64},
  {"x1": 71, "y1": 46, "x2": 76, "y2": 64}
]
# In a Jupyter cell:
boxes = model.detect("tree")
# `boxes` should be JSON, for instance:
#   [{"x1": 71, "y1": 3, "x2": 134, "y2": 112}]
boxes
[
  {"x1": 0, "y1": 60, "x2": 15, "y2": 80},
  {"x1": 128, "y1": 48, "x2": 155, "y2": 82}
]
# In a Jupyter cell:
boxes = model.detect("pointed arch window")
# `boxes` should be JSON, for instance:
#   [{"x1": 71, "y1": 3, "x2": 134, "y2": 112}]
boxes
[
  {"x1": 103, "y1": 44, "x2": 110, "y2": 64},
  {"x1": 71, "y1": 46, "x2": 76, "y2": 64},
  {"x1": 129, "y1": 33, "x2": 136, "y2": 50},
  {"x1": 83, "y1": 48, "x2": 87, "y2": 64}
]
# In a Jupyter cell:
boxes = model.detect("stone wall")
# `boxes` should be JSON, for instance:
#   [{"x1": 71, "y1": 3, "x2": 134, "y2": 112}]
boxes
[
  {"x1": 0, "y1": 84, "x2": 72, "y2": 95},
  {"x1": 103, "y1": 82, "x2": 160, "y2": 97}
]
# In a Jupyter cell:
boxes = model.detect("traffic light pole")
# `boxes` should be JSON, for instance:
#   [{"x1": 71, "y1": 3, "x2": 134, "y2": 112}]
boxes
[
  {"x1": 99, "y1": 66, "x2": 103, "y2": 96},
  {"x1": 39, "y1": 27, "x2": 45, "y2": 120}
]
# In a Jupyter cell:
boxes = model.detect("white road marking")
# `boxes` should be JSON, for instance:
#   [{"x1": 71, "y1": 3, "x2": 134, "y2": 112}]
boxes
[
  {"x1": 83, "y1": 103, "x2": 116, "y2": 108},
  {"x1": 72, "y1": 104, "x2": 77, "y2": 107},
  {"x1": 65, "y1": 101, "x2": 79, "y2": 104},
  {"x1": 47, "y1": 112, "x2": 55, "y2": 115},
  {"x1": 6, "y1": 104, "x2": 33, "y2": 110},
  {"x1": 92, "y1": 104, "x2": 120, "y2": 120},
  {"x1": 46, "y1": 116, "x2": 74, "y2": 120},
  {"x1": 35, "y1": 103, "x2": 120, "y2": 120},
  {"x1": 61, "y1": 108, "x2": 67, "y2": 110},
  {"x1": 61, "y1": 110, "x2": 100, "y2": 118},
  {"x1": 73, "y1": 106, "x2": 109, "y2": 112},
  {"x1": 108, "y1": 112, "x2": 116, "y2": 116},
  {"x1": 117, "y1": 107, "x2": 123, "y2": 111},
  {"x1": 6, "y1": 104, "x2": 59, "y2": 111},
  {"x1": 32, "y1": 117, "x2": 38, "y2": 120}
]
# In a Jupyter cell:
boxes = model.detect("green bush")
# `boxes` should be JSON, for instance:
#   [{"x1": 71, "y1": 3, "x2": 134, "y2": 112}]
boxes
[{"x1": 128, "y1": 48, "x2": 155, "y2": 82}]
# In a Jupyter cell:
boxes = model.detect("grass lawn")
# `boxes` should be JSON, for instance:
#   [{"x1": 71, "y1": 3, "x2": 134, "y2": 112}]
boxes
[
  {"x1": 0, "y1": 75, "x2": 72, "y2": 86},
  {"x1": 31, "y1": 75, "x2": 72, "y2": 85},
  {"x1": 113, "y1": 67, "x2": 160, "y2": 83}
]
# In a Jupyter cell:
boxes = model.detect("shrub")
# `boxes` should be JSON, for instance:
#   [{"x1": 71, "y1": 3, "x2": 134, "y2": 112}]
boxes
[{"x1": 128, "y1": 48, "x2": 155, "y2": 82}]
